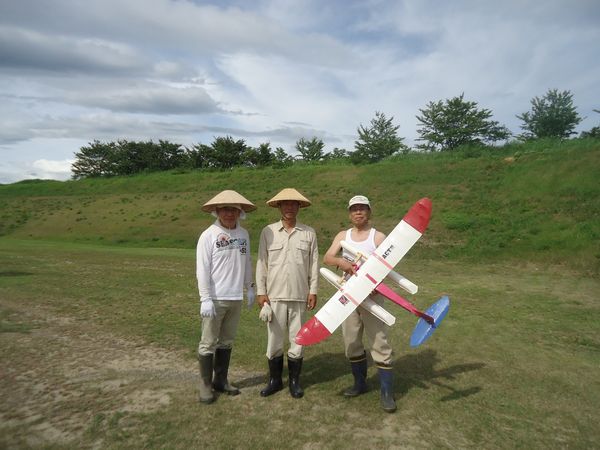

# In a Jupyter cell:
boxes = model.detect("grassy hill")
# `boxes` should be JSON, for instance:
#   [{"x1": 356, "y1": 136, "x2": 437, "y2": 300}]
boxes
[
  {"x1": 1, "y1": 139, "x2": 599, "y2": 448},
  {"x1": 1, "y1": 138, "x2": 599, "y2": 273}
]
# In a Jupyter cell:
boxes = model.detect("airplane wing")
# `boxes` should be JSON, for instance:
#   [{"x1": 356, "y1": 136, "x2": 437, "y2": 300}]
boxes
[{"x1": 295, "y1": 197, "x2": 432, "y2": 345}]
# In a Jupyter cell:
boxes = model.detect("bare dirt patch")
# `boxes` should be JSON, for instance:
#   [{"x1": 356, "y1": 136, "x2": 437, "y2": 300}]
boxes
[{"x1": 0, "y1": 299, "x2": 197, "y2": 448}]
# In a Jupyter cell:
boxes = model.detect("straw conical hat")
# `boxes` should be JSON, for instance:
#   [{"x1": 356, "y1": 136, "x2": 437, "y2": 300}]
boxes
[
  {"x1": 266, "y1": 188, "x2": 311, "y2": 208},
  {"x1": 202, "y1": 190, "x2": 257, "y2": 213}
]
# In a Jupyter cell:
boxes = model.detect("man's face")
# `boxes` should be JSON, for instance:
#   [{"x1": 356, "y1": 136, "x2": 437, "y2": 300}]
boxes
[
  {"x1": 349, "y1": 204, "x2": 370, "y2": 226},
  {"x1": 278, "y1": 200, "x2": 300, "y2": 220},
  {"x1": 216, "y1": 206, "x2": 241, "y2": 228}
]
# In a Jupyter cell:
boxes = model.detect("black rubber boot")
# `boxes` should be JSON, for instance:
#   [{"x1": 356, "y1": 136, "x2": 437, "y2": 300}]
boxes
[
  {"x1": 378, "y1": 367, "x2": 397, "y2": 413},
  {"x1": 288, "y1": 357, "x2": 304, "y2": 399},
  {"x1": 198, "y1": 354, "x2": 215, "y2": 404},
  {"x1": 260, "y1": 356, "x2": 284, "y2": 397},
  {"x1": 212, "y1": 348, "x2": 240, "y2": 396},
  {"x1": 344, "y1": 354, "x2": 368, "y2": 397}
]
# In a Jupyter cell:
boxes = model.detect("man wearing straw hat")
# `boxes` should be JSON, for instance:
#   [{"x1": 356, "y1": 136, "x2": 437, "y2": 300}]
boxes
[
  {"x1": 256, "y1": 188, "x2": 319, "y2": 399},
  {"x1": 196, "y1": 189, "x2": 257, "y2": 404}
]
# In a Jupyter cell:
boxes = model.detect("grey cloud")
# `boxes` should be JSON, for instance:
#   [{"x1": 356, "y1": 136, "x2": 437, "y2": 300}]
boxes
[
  {"x1": 0, "y1": 0, "x2": 356, "y2": 69},
  {"x1": 0, "y1": 108, "x2": 334, "y2": 149},
  {"x1": 0, "y1": 114, "x2": 184, "y2": 145},
  {"x1": 0, "y1": 26, "x2": 147, "y2": 75},
  {"x1": 283, "y1": 121, "x2": 313, "y2": 127},
  {"x1": 1, "y1": 112, "x2": 189, "y2": 144},
  {"x1": 236, "y1": 125, "x2": 346, "y2": 149},
  {"x1": 1, "y1": 0, "x2": 598, "y2": 183},
  {"x1": 70, "y1": 86, "x2": 221, "y2": 115}
]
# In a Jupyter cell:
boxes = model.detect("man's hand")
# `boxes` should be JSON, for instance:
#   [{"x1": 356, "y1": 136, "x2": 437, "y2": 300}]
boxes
[
  {"x1": 338, "y1": 258, "x2": 357, "y2": 275},
  {"x1": 307, "y1": 294, "x2": 317, "y2": 311},
  {"x1": 259, "y1": 303, "x2": 273, "y2": 322},
  {"x1": 200, "y1": 299, "x2": 216, "y2": 318},
  {"x1": 257, "y1": 295, "x2": 270, "y2": 308}
]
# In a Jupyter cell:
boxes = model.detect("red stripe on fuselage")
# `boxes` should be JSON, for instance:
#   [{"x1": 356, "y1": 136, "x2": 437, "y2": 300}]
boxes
[
  {"x1": 366, "y1": 273, "x2": 377, "y2": 284},
  {"x1": 370, "y1": 251, "x2": 393, "y2": 270},
  {"x1": 339, "y1": 288, "x2": 360, "y2": 306}
]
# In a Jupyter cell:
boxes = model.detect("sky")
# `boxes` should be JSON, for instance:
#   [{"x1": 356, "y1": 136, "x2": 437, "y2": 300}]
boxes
[{"x1": 1, "y1": 0, "x2": 599, "y2": 183}]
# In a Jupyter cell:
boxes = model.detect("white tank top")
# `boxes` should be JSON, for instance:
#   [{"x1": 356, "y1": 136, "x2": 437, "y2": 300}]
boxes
[{"x1": 342, "y1": 228, "x2": 376, "y2": 260}]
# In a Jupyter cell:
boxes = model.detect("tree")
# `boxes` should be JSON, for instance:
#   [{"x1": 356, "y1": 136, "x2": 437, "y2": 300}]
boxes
[
  {"x1": 72, "y1": 139, "x2": 188, "y2": 178},
  {"x1": 71, "y1": 140, "x2": 119, "y2": 179},
  {"x1": 190, "y1": 136, "x2": 247, "y2": 169},
  {"x1": 188, "y1": 143, "x2": 212, "y2": 169},
  {"x1": 517, "y1": 89, "x2": 582, "y2": 140},
  {"x1": 416, "y1": 94, "x2": 510, "y2": 152},
  {"x1": 295, "y1": 137, "x2": 325, "y2": 162},
  {"x1": 243, "y1": 142, "x2": 275, "y2": 167},
  {"x1": 580, "y1": 109, "x2": 600, "y2": 139},
  {"x1": 327, "y1": 147, "x2": 349, "y2": 160},
  {"x1": 351, "y1": 111, "x2": 407, "y2": 163},
  {"x1": 272, "y1": 147, "x2": 294, "y2": 168},
  {"x1": 209, "y1": 136, "x2": 247, "y2": 169},
  {"x1": 113, "y1": 140, "x2": 185, "y2": 174},
  {"x1": 156, "y1": 140, "x2": 187, "y2": 169}
]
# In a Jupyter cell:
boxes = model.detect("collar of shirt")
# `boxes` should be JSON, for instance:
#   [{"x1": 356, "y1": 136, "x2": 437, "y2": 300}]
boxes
[
  {"x1": 276, "y1": 219, "x2": 303, "y2": 232},
  {"x1": 214, "y1": 219, "x2": 239, "y2": 231}
]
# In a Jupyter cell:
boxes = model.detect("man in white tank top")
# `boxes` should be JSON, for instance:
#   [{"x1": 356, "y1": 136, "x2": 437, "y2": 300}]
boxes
[{"x1": 323, "y1": 195, "x2": 396, "y2": 413}]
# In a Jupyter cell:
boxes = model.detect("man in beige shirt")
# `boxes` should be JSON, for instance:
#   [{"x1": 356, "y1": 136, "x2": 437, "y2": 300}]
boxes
[{"x1": 256, "y1": 188, "x2": 319, "y2": 398}]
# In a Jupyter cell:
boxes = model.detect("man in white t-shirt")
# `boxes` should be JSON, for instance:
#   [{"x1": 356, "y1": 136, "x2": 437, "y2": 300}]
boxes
[
  {"x1": 323, "y1": 195, "x2": 396, "y2": 413},
  {"x1": 196, "y1": 190, "x2": 256, "y2": 404}
]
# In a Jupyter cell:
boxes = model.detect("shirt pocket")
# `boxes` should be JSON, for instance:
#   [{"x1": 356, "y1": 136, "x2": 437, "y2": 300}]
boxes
[
  {"x1": 267, "y1": 243, "x2": 284, "y2": 268},
  {"x1": 294, "y1": 240, "x2": 310, "y2": 264}
]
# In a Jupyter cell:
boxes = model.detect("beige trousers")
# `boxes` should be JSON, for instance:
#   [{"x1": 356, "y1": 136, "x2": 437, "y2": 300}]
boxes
[
  {"x1": 342, "y1": 293, "x2": 393, "y2": 366},
  {"x1": 198, "y1": 300, "x2": 242, "y2": 356},
  {"x1": 266, "y1": 301, "x2": 306, "y2": 360}
]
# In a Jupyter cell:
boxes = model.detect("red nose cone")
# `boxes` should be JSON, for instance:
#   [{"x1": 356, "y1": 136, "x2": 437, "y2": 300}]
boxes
[
  {"x1": 403, "y1": 198, "x2": 432, "y2": 234},
  {"x1": 295, "y1": 316, "x2": 331, "y2": 346}
]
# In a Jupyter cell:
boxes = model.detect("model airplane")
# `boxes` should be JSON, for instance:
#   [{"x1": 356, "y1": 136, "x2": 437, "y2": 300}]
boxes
[{"x1": 295, "y1": 198, "x2": 449, "y2": 348}]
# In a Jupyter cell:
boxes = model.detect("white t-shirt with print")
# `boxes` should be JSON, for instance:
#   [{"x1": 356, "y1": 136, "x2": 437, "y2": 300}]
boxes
[{"x1": 196, "y1": 220, "x2": 252, "y2": 301}]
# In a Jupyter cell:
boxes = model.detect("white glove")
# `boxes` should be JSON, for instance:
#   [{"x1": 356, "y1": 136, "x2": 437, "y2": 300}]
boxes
[
  {"x1": 246, "y1": 287, "x2": 255, "y2": 308},
  {"x1": 259, "y1": 303, "x2": 273, "y2": 322},
  {"x1": 200, "y1": 299, "x2": 216, "y2": 318}
]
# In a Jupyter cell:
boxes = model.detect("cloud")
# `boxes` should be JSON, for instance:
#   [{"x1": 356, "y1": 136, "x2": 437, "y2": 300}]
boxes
[
  {"x1": 0, "y1": 0, "x2": 599, "y2": 183},
  {"x1": 32, "y1": 159, "x2": 73, "y2": 178},
  {"x1": 216, "y1": 53, "x2": 354, "y2": 127},
  {"x1": 0, "y1": 158, "x2": 74, "y2": 183},
  {"x1": 69, "y1": 85, "x2": 222, "y2": 115},
  {"x1": 0, "y1": 26, "x2": 148, "y2": 75},
  {"x1": 0, "y1": 0, "x2": 355, "y2": 67}
]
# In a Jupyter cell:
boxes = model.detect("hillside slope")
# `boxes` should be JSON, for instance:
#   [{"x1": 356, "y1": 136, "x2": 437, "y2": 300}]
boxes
[{"x1": 1, "y1": 139, "x2": 598, "y2": 273}]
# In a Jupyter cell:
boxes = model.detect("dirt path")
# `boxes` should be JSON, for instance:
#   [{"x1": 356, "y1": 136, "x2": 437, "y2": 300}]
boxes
[{"x1": 0, "y1": 299, "x2": 198, "y2": 448}]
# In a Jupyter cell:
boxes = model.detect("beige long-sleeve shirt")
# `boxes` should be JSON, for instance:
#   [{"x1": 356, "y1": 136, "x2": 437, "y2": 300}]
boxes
[{"x1": 256, "y1": 220, "x2": 319, "y2": 302}]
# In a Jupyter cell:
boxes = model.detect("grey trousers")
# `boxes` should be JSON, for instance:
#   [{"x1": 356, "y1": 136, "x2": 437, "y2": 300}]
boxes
[
  {"x1": 342, "y1": 293, "x2": 393, "y2": 366},
  {"x1": 198, "y1": 300, "x2": 242, "y2": 356},
  {"x1": 266, "y1": 301, "x2": 305, "y2": 360}
]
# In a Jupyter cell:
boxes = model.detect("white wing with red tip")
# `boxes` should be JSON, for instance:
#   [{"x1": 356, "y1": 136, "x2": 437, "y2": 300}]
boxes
[{"x1": 295, "y1": 198, "x2": 432, "y2": 346}]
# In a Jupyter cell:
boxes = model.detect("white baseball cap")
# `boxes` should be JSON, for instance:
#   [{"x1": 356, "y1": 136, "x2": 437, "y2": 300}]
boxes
[{"x1": 348, "y1": 195, "x2": 370, "y2": 209}]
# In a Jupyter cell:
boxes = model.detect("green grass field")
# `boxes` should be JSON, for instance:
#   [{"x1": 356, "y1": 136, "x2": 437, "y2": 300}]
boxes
[
  {"x1": 1, "y1": 240, "x2": 598, "y2": 448},
  {"x1": 1, "y1": 139, "x2": 599, "y2": 448}
]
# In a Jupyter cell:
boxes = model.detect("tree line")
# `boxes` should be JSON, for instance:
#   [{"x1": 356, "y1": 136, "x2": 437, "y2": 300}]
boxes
[{"x1": 72, "y1": 89, "x2": 599, "y2": 179}]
